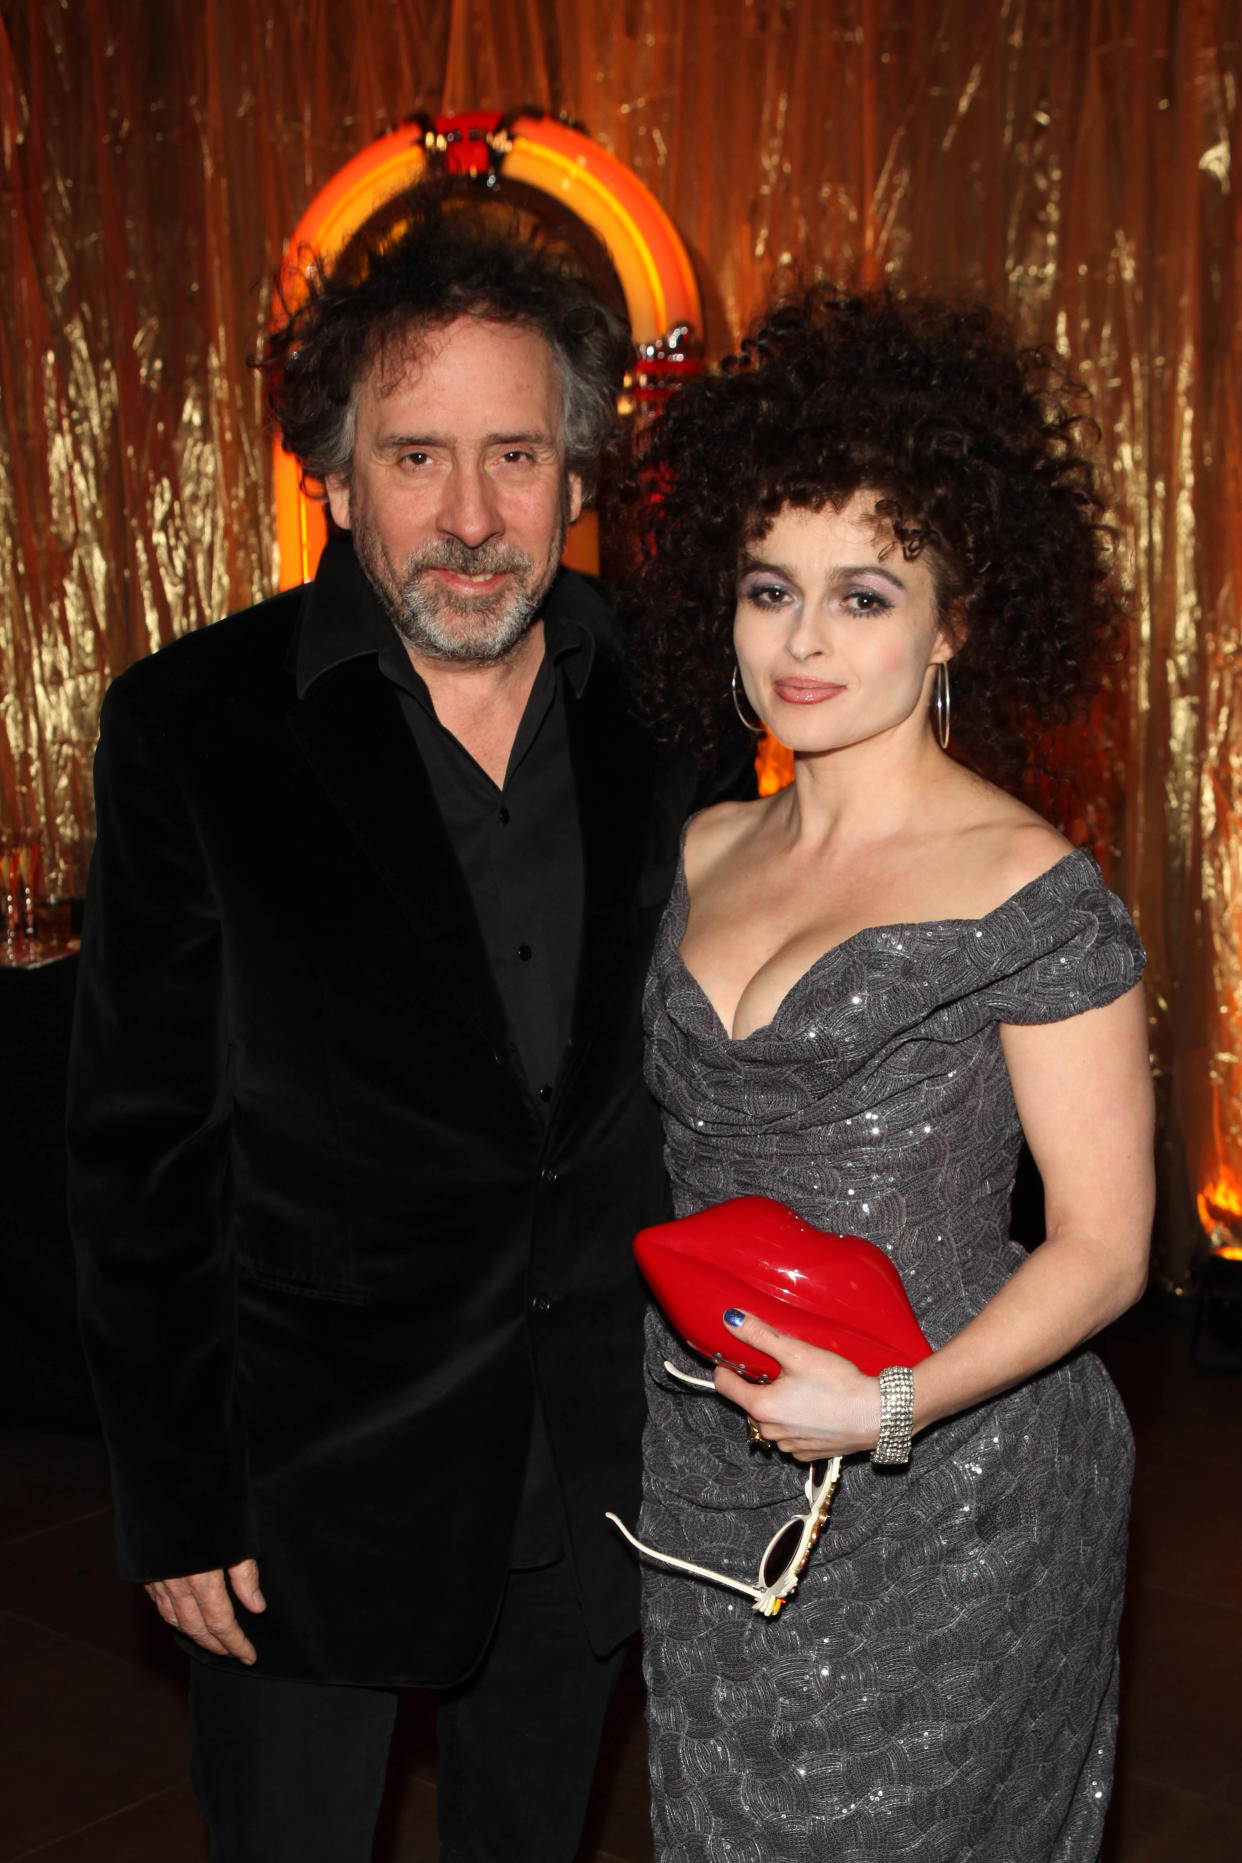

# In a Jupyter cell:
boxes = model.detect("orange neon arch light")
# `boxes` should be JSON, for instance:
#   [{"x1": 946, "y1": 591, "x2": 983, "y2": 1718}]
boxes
[{"x1": 270, "y1": 112, "x2": 703, "y2": 589}]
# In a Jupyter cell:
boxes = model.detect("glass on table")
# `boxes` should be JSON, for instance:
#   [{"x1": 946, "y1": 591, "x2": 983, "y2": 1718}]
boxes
[
  {"x1": 0, "y1": 839, "x2": 11, "y2": 953},
  {"x1": 2, "y1": 838, "x2": 43, "y2": 950},
  {"x1": 12, "y1": 839, "x2": 41, "y2": 941}
]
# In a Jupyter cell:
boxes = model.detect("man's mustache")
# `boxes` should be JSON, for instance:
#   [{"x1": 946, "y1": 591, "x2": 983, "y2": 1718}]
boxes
[{"x1": 403, "y1": 540, "x2": 534, "y2": 578}]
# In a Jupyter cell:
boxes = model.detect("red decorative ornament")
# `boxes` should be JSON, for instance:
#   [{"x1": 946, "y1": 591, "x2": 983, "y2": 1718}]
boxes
[
  {"x1": 419, "y1": 110, "x2": 504, "y2": 175},
  {"x1": 634, "y1": 1195, "x2": 933, "y2": 1382}
]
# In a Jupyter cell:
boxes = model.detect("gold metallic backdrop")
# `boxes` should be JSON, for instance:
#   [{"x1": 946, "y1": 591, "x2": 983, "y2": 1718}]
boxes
[{"x1": 0, "y1": 0, "x2": 1238, "y2": 1285}]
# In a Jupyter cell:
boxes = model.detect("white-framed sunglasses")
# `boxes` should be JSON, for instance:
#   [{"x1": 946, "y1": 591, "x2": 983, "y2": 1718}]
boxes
[{"x1": 606, "y1": 1360, "x2": 842, "y2": 1618}]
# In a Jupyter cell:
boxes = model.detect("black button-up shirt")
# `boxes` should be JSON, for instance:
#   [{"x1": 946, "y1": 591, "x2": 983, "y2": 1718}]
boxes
[
  {"x1": 296, "y1": 537, "x2": 593, "y2": 1565},
  {"x1": 393, "y1": 635, "x2": 586, "y2": 1113},
  {"x1": 296, "y1": 539, "x2": 589, "y2": 1114}
]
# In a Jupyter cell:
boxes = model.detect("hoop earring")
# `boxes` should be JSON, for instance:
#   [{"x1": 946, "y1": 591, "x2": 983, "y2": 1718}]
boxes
[
  {"x1": 731, "y1": 665, "x2": 765, "y2": 735},
  {"x1": 933, "y1": 661, "x2": 951, "y2": 751}
]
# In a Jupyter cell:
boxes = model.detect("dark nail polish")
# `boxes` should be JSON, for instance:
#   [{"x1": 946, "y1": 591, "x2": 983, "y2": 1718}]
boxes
[{"x1": 723, "y1": 1308, "x2": 746, "y2": 1327}]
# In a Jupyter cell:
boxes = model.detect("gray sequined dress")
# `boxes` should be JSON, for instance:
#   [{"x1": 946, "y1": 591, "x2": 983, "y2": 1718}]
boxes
[{"x1": 639, "y1": 845, "x2": 1145, "y2": 1862}]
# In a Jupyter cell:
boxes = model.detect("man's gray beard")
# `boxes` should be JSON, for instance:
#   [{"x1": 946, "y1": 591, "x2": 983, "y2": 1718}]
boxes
[{"x1": 352, "y1": 516, "x2": 564, "y2": 665}]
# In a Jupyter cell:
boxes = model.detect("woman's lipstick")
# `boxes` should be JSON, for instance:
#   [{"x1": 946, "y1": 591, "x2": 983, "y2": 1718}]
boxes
[{"x1": 771, "y1": 677, "x2": 847, "y2": 705}]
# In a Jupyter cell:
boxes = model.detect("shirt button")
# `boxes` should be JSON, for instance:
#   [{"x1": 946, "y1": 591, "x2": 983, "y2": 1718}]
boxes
[
  {"x1": 518, "y1": 943, "x2": 532, "y2": 962},
  {"x1": 538, "y1": 1084, "x2": 553, "y2": 1102},
  {"x1": 541, "y1": 1168, "x2": 559, "y2": 1184},
  {"x1": 498, "y1": 806, "x2": 511, "y2": 825},
  {"x1": 530, "y1": 1293, "x2": 552, "y2": 1315}
]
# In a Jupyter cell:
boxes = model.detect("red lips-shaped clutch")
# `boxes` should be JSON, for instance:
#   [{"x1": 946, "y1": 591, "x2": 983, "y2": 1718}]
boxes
[{"x1": 634, "y1": 1195, "x2": 933, "y2": 1382}]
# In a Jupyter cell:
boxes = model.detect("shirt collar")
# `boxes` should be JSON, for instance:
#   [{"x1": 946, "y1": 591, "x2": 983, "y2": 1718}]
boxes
[{"x1": 295, "y1": 534, "x2": 595, "y2": 701}]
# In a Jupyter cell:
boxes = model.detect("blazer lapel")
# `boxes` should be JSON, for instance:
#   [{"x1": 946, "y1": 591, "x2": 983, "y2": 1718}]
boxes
[{"x1": 286, "y1": 657, "x2": 512, "y2": 1063}]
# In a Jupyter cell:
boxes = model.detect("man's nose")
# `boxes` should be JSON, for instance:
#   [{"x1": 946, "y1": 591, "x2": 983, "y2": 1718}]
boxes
[{"x1": 436, "y1": 462, "x2": 502, "y2": 547}]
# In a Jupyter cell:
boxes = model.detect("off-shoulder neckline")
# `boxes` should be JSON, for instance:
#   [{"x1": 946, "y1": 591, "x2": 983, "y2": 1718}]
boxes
[{"x1": 670, "y1": 844, "x2": 1100, "y2": 1047}]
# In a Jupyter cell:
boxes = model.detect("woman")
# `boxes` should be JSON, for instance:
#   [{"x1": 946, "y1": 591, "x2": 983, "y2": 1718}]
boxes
[{"x1": 624, "y1": 290, "x2": 1154, "y2": 1861}]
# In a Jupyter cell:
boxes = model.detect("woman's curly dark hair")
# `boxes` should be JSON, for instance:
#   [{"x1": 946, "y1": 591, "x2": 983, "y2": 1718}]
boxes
[
  {"x1": 623, "y1": 286, "x2": 1127, "y2": 789},
  {"x1": 259, "y1": 184, "x2": 632, "y2": 500}
]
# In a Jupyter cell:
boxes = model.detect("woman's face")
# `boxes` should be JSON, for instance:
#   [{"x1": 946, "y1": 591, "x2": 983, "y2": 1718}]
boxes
[{"x1": 732, "y1": 493, "x2": 953, "y2": 756}]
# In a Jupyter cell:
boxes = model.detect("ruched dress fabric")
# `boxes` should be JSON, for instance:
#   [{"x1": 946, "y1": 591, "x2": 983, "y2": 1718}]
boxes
[{"x1": 638, "y1": 846, "x2": 1146, "y2": 1863}]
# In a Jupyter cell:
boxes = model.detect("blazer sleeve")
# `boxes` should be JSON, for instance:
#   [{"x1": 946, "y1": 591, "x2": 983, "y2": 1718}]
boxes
[{"x1": 67, "y1": 673, "x2": 255, "y2": 1582}]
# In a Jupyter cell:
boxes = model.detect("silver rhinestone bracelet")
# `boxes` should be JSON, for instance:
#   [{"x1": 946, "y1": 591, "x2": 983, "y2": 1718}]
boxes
[{"x1": 870, "y1": 1364, "x2": 916, "y2": 1465}]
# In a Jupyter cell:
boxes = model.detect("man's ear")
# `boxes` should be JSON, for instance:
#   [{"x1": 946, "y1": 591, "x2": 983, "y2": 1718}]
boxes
[
  {"x1": 325, "y1": 474, "x2": 352, "y2": 531},
  {"x1": 567, "y1": 473, "x2": 584, "y2": 528}
]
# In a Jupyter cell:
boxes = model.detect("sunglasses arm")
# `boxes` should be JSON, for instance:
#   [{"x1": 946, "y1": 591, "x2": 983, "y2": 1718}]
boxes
[
  {"x1": 604, "y1": 1512, "x2": 764, "y2": 1605},
  {"x1": 663, "y1": 1359, "x2": 717, "y2": 1390}
]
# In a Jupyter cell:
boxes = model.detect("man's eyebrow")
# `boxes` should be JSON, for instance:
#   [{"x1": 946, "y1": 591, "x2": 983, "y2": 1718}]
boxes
[
  {"x1": 376, "y1": 430, "x2": 557, "y2": 452},
  {"x1": 738, "y1": 555, "x2": 909, "y2": 591}
]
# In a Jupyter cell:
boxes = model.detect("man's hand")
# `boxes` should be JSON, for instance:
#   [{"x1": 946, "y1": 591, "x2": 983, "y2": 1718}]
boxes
[{"x1": 144, "y1": 1558, "x2": 266, "y2": 1664}]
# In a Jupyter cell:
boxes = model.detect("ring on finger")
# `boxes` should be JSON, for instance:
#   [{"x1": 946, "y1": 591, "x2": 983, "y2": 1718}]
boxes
[{"x1": 746, "y1": 1417, "x2": 764, "y2": 1444}]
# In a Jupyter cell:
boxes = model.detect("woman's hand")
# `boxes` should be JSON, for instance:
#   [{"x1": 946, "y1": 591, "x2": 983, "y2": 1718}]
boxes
[{"x1": 712, "y1": 1311, "x2": 882, "y2": 1460}]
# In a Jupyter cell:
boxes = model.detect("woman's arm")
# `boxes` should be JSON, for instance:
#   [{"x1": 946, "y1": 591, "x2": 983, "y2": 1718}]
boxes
[{"x1": 715, "y1": 983, "x2": 1154, "y2": 1458}]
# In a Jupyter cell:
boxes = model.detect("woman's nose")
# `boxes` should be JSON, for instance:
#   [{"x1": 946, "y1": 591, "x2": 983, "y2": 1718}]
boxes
[{"x1": 784, "y1": 604, "x2": 831, "y2": 661}]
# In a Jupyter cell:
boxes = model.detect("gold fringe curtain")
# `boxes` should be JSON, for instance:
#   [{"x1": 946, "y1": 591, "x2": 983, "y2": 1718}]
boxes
[{"x1": 0, "y1": 0, "x2": 1238, "y2": 1286}]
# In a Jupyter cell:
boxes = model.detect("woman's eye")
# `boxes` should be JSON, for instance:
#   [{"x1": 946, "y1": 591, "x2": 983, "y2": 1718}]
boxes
[
  {"x1": 741, "y1": 581, "x2": 792, "y2": 610},
  {"x1": 844, "y1": 587, "x2": 892, "y2": 614}
]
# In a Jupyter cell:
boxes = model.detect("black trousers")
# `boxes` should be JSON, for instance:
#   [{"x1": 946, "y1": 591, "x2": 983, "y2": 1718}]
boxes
[{"x1": 188, "y1": 1560, "x2": 627, "y2": 1863}]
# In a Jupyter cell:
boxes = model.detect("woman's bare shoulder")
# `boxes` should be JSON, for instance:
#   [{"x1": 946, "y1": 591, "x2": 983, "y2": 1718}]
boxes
[
  {"x1": 683, "y1": 796, "x2": 769, "y2": 887},
  {"x1": 942, "y1": 770, "x2": 1075, "y2": 915},
  {"x1": 999, "y1": 818, "x2": 1077, "y2": 886},
  {"x1": 966, "y1": 809, "x2": 1075, "y2": 915}
]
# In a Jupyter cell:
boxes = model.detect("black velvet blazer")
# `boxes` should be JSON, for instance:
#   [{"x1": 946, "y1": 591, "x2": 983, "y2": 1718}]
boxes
[{"x1": 67, "y1": 558, "x2": 720, "y2": 1685}]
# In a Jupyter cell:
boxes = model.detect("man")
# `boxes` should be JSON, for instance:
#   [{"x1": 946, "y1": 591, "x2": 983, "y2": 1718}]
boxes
[{"x1": 68, "y1": 193, "x2": 746, "y2": 1862}]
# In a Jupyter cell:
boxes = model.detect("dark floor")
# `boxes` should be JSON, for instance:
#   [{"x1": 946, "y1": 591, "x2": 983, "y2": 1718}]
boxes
[{"x1": 1, "y1": 1296, "x2": 1239, "y2": 1861}]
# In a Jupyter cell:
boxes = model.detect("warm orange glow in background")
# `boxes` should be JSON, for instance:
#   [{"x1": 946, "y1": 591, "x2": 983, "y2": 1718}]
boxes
[
  {"x1": 1, "y1": 2, "x2": 1238, "y2": 1291},
  {"x1": 1198, "y1": 1177, "x2": 1242, "y2": 1261}
]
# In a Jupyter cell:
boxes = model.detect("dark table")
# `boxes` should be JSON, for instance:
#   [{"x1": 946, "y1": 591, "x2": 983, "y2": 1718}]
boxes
[{"x1": 1, "y1": 946, "x2": 97, "y2": 1428}]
